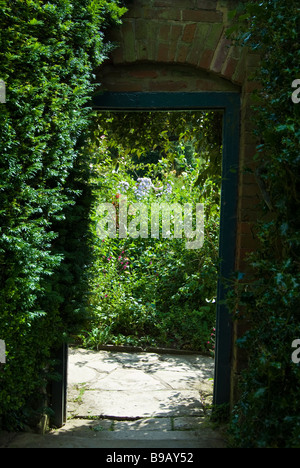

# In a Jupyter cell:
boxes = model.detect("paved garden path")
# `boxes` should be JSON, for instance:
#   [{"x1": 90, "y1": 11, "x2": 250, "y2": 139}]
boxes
[{"x1": 1, "y1": 348, "x2": 226, "y2": 448}]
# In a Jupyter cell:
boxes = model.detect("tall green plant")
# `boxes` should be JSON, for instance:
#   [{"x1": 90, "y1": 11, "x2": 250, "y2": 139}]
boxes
[{"x1": 0, "y1": 0, "x2": 126, "y2": 430}]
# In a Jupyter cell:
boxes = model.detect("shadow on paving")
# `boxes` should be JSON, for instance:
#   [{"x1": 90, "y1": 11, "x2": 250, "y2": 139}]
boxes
[{"x1": 0, "y1": 348, "x2": 226, "y2": 448}]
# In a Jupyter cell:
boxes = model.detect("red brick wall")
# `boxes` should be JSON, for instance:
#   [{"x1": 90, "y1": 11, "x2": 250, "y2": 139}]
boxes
[
  {"x1": 103, "y1": 0, "x2": 247, "y2": 86},
  {"x1": 96, "y1": 0, "x2": 263, "y2": 405}
]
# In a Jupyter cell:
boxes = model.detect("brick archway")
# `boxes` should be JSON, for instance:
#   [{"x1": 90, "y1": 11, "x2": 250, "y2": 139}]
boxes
[
  {"x1": 94, "y1": 0, "x2": 261, "y2": 407},
  {"x1": 101, "y1": 0, "x2": 246, "y2": 86}
]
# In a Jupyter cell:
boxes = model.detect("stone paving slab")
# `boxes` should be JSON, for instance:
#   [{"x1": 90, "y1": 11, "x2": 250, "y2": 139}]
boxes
[
  {"x1": 67, "y1": 348, "x2": 214, "y2": 419},
  {"x1": 1, "y1": 348, "x2": 226, "y2": 448},
  {"x1": 3, "y1": 417, "x2": 225, "y2": 448},
  {"x1": 92, "y1": 368, "x2": 169, "y2": 391},
  {"x1": 4, "y1": 432, "x2": 224, "y2": 448},
  {"x1": 70, "y1": 389, "x2": 205, "y2": 419}
]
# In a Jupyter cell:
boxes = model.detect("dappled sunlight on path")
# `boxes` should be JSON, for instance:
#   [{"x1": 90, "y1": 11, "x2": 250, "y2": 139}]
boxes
[{"x1": 1, "y1": 348, "x2": 226, "y2": 448}]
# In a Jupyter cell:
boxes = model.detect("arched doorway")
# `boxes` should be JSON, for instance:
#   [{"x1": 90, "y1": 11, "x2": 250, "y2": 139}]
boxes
[{"x1": 51, "y1": 0, "x2": 261, "y2": 426}]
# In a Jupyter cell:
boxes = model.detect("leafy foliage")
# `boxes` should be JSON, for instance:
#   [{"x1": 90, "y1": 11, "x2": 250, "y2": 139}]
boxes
[
  {"x1": 79, "y1": 111, "x2": 221, "y2": 354},
  {"x1": 227, "y1": 0, "x2": 300, "y2": 448},
  {"x1": 0, "y1": 0, "x2": 126, "y2": 430},
  {"x1": 95, "y1": 111, "x2": 223, "y2": 185}
]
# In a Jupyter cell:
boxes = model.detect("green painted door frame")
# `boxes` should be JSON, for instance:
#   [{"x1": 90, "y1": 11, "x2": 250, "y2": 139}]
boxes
[
  {"x1": 93, "y1": 91, "x2": 241, "y2": 407},
  {"x1": 51, "y1": 91, "x2": 240, "y2": 426}
]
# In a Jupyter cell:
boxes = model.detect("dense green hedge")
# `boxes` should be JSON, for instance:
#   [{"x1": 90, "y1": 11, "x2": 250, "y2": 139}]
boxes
[
  {"x1": 0, "y1": 0, "x2": 126, "y2": 430},
  {"x1": 227, "y1": 0, "x2": 300, "y2": 448}
]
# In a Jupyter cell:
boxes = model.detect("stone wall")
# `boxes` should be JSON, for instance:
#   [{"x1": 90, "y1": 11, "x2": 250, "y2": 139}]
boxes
[{"x1": 96, "y1": 0, "x2": 263, "y2": 406}]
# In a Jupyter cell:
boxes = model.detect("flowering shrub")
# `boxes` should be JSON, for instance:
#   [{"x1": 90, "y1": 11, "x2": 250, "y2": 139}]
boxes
[{"x1": 134, "y1": 178, "x2": 154, "y2": 199}]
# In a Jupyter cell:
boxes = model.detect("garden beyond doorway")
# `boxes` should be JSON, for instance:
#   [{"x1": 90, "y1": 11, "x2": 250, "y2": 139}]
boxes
[{"x1": 77, "y1": 110, "x2": 223, "y2": 356}]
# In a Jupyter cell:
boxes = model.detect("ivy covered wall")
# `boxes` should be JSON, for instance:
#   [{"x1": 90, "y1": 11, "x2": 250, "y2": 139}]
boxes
[{"x1": 227, "y1": 0, "x2": 300, "y2": 448}]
